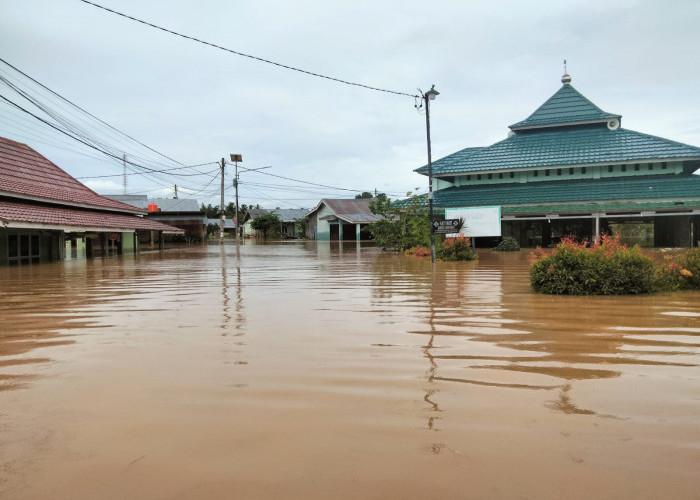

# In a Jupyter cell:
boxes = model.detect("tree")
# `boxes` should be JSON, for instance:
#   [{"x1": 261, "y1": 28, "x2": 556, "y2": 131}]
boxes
[
  {"x1": 250, "y1": 212, "x2": 281, "y2": 239},
  {"x1": 224, "y1": 202, "x2": 236, "y2": 218},
  {"x1": 355, "y1": 191, "x2": 373, "y2": 199},
  {"x1": 369, "y1": 191, "x2": 429, "y2": 251},
  {"x1": 200, "y1": 203, "x2": 221, "y2": 219}
]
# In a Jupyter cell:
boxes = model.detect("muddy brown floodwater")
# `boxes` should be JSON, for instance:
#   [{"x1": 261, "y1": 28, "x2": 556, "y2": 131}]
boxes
[{"x1": 1, "y1": 242, "x2": 699, "y2": 499}]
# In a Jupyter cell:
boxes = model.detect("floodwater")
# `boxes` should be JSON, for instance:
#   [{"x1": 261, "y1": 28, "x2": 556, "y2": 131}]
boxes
[{"x1": 1, "y1": 242, "x2": 698, "y2": 499}]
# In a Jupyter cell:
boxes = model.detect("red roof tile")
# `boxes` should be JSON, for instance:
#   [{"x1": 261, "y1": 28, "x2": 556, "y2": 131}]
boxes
[
  {"x1": 0, "y1": 200, "x2": 183, "y2": 232},
  {"x1": 0, "y1": 137, "x2": 144, "y2": 213}
]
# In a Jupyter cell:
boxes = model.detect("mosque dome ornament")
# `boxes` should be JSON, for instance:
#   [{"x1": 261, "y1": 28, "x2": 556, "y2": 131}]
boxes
[{"x1": 561, "y1": 59, "x2": 572, "y2": 84}]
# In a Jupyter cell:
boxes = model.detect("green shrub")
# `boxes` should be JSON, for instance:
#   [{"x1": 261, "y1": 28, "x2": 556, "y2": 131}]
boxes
[
  {"x1": 675, "y1": 247, "x2": 700, "y2": 290},
  {"x1": 438, "y1": 235, "x2": 477, "y2": 261},
  {"x1": 654, "y1": 248, "x2": 700, "y2": 291},
  {"x1": 368, "y1": 192, "x2": 429, "y2": 251},
  {"x1": 493, "y1": 236, "x2": 520, "y2": 252},
  {"x1": 530, "y1": 235, "x2": 655, "y2": 295}
]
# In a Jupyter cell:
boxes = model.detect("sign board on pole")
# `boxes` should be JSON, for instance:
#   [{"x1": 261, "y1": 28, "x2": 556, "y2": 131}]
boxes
[{"x1": 445, "y1": 206, "x2": 501, "y2": 237}]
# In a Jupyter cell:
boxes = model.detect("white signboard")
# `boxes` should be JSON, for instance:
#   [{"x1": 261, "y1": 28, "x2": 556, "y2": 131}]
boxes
[{"x1": 445, "y1": 206, "x2": 501, "y2": 237}]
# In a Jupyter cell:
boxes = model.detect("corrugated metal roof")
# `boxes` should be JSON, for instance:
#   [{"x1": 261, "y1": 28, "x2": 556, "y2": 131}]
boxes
[
  {"x1": 0, "y1": 137, "x2": 145, "y2": 213},
  {"x1": 272, "y1": 208, "x2": 309, "y2": 222},
  {"x1": 247, "y1": 209, "x2": 270, "y2": 218},
  {"x1": 206, "y1": 218, "x2": 236, "y2": 228},
  {"x1": 433, "y1": 174, "x2": 700, "y2": 208},
  {"x1": 0, "y1": 200, "x2": 184, "y2": 232},
  {"x1": 308, "y1": 198, "x2": 383, "y2": 224},
  {"x1": 509, "y1": 84, "x2": 619, "y2": 130},
  {"x1": 417, "y1": 127, "x2": 700, "y2": 176},
  {"x1": 107, "y1": 196, "x2": 202, "y2": 213}
]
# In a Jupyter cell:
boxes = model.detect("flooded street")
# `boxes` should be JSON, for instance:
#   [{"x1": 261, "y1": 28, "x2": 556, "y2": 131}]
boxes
[{"x1": 1, "y1": 242, "x2": 699, "y2": 499}]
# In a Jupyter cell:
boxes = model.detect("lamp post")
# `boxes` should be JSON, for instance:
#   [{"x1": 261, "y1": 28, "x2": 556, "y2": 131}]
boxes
[
  {"x1": 219, "y1": 157, "x2": 225, "y2": 244},
  {"x1": 228, "y1": 158, "x2": 270, "y2": 247},
  {"x1": 423, "y1": 85, "x2": 439, "y2": 264},
  {"x1": 230, "y1": 154, "x2": 243, "y2": 246}
]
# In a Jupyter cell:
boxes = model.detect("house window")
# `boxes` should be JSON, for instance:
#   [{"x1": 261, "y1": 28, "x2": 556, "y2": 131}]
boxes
[
  {"x1": 621, "y1": 164, "x2": 627, "y2": 172},
  {"x1": 7, "y1": 233, "x2": 40, "y2": 266},
  {"x1": 608, "y1": 165, "x2": 614, "y2": 173},
  {"x1": 557, "y1": 168, "x2": 562, "y2": 176},
  {"x1": 662, "y1": 162, "x2": 668, "y2": 169},
  {"x1": 510, "y1": 172, "x2": 515, "y2": 178},
  {"x1": 648, "y1": 163, "x2": 653, "y2": 170},
  {"x1": 581, "y1": 167, "x2": 587, "y2": 174},
  {"x1": 634, "y1": 163, "x2": 640, "y2": 171},
  {"x1": 466, "y1": 175, "x2": 471, "y2": 180},
  {"x1": 498, "y1": 173, "x2": 503, "y2": 179},
  {"x1": 477, "y1": 174, "x2": 482, "y2": 180},
  {"x1": 487, "y1": 173, "x2": 493, "y2": 180},
  {"x1": 569, "y1": 168, "x2": 574, "y2": 175},
  {"x1": 545, "y1": 170, "x2": 550, "y2": 176},
  {"x1": 533, "y1": 170, "x2": 539, "y2": 177}
]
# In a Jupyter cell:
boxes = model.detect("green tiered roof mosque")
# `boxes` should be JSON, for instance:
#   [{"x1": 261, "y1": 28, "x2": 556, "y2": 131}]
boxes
[{"x1": 417, "y1": 71, "x2": 700, "y2": 247}]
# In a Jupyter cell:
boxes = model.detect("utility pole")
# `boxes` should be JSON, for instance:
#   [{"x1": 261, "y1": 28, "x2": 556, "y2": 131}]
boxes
[
  {"x1": 174, "y1": 184, "x2": 178, "y2": 199},
  {"x1": 123, "y1": 154, "x2": 127, "y2": 194},
  {"x1": 422, "y1": 85, "x2": 440, "y2": 265},
  {"x1": 220, "y1": 158, "x2": 225, "y2": 244},
  {"x1": 230, "y1": 154, "x2": 243, "y2": 246}
]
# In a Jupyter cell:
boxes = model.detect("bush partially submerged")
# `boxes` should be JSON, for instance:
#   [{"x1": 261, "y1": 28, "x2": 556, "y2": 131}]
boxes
[
  {"x1": 438, "y1": 235, "x2": 478, "y2": 261},
  {"x1": 405, "y1": 245, "x2": 432, "y2": 257},
  {"x1": 530, "y1": 235, "x2": 656, "y2": 295},
  {"x1": 676, "y1": 247, "x2": 700, "y2": 289},
  {"x1": 493, "y1": 236, "x2": 520, "y2": 252},
  {"x1": 655, "y1": 248, "x2": 699, "y2": 291}
]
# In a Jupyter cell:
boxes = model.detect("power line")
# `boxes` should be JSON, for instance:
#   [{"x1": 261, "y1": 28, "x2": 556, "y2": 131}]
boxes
[
  {"x1": 0, "y1": 59, "x2": 220, "y2": 194},
  {"x1": 0, "y1": 57, "x2": 196, "y2": 169},
  {"x1": 78, "y1": 0, "x2": 419, "y2": 99},
  {"x1": 76, "y1": 165, "x2": 219, "y2": 179},
  {"x1": 245, "y1": 168, "x2": 366, "y2": 193},
  {"x1": 0, "y1": 92, "x2": 211, "y2": 195}
]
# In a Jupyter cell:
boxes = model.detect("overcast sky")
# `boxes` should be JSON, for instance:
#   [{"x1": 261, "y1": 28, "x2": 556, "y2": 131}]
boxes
[{"x1": 1, "y1": 0, "x2": 698, "y2": 209}]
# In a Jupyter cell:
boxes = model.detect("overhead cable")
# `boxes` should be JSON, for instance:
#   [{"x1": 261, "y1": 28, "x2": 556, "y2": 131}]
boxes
[{"x1": 78, "y1": 0, "x2": 419, "y2": 98}]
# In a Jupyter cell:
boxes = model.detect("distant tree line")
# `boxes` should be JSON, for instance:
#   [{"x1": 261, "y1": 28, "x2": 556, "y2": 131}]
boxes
[{"x1": 200, "y1": 202, "x2": 261, "y2": 221}]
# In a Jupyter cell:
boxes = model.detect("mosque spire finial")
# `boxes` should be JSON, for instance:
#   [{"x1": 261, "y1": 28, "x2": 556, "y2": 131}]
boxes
[{"x1": 561, "y1": 59, "x2": 572, "y2": 84}]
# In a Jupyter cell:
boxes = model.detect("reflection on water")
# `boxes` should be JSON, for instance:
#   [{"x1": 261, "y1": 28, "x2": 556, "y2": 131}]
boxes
[
  {"x1": 1, "y1": 243, "x2": 699, "y2": 499},
  {"x1": 371, "y1": 252, "x2": 699, "y2": 424}
]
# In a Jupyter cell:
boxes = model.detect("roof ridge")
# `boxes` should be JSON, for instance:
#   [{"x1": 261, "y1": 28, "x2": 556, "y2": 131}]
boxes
[{"x1": 510, "y1": 84, "x2": 620, "y2": 131}]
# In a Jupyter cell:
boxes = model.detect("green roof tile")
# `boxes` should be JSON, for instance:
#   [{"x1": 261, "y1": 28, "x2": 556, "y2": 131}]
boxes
[
  {"x1": 416, "y1": 127, "x2": 700, "y2": 176},
  {"x1": 510, "y1": 84, "x2": 619, "y2": 130},
  {"x1": 433, "y1": 174, "x2": 700, "y2": 208}
]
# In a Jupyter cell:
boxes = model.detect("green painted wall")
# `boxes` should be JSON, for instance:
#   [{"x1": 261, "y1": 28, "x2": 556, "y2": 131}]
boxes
[
  {"x1": 449, "y1": 161, "x2": 682, "y2": 188},
  {"x1": 315, "y1": 205, "x2": 333, "y2": 240},
  {"x1": 121, "y1": 232, "x2": 136, "y2": 254}
]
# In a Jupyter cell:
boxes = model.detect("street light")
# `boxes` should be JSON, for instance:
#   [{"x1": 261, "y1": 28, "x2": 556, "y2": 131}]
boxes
[
  {"x1": 228, "y1": 157, "x2": 270, "y2": 248},
  {"x1": 423, "y1": 84, "x2": 439, "y2": 264},
  {"x1": 230, "y1": 154, "x2": 243, "y2": 245}
]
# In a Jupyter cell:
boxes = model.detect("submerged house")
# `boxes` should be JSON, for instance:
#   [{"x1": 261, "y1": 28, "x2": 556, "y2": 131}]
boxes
[
  {"x1": 417, "y1": 73, "x2": 700, "y2": 247},
  {"x1": 242, "y1": 208, "x2": 269, "y2": 238},
  {"x1": 274, "y1": 208, "x2": 309, "y2": 238},
  {"x1": 305, "y1": 198, "x2": 382, "y2": 240},
  {"x1": 107, "y1": 195, "x2": 207, "y2": 242},
  {"x1": 0, "y1": 137, "x2": 183, "y2": 265}
]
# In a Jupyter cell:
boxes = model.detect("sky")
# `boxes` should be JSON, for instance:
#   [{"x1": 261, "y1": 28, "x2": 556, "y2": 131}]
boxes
[{"x1": 1, "y1": 0, "x2": 699, "y2": 209}]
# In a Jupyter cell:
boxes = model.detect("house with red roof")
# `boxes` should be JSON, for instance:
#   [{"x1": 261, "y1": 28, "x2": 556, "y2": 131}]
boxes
[{"x1": 0, "y1": 137, "x2": 183, "y2": 265}]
